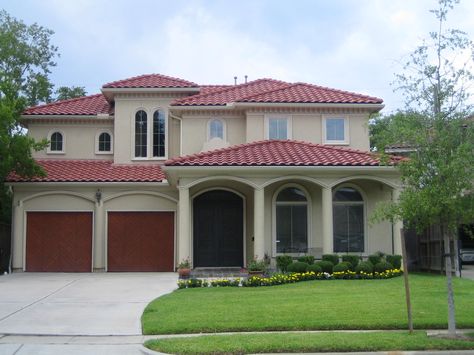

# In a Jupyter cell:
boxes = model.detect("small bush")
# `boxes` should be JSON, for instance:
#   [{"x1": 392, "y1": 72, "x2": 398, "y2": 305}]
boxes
[
  {"x1": 374, "y1": 261, "x2": 394, "y2": 273},
  {"x1": 386, "y1": 255, "x2": 402, "y2": 269},
  {"x1": 315, "y1": 260, "x2": 334, "y2": 274},
  {"x1": 276, "y1": 255, "x2": 294, "y2": 272},
  {"x1": 322, "y1": 254, "x2": 339, "y2": 265},
  {"x1": 333, "y1": 261, "x2": 352, "y2": 273},
  {"x1": 298, "y1": 255, "x2": 315, "y2": 265},
  {"x1": 355, "y1": 261, "x2": 374, "y2": 274},
  {"x1": 287, "y1": 261, "x2": 309, "y2": 273},
  {"x1": 341, "y1": 255, "x2": 360, "y2": 270},
  {"x1": 307, "y1": 263, "x2": 322, "y2": 273},
  {"x1": 368, "y1": 254, "x2": 382, "y2": 266}
]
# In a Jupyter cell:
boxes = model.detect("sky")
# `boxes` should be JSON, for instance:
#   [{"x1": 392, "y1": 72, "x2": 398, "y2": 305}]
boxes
[{"x1": 1, "y1": 0, "x2": 474, "y2": 113}]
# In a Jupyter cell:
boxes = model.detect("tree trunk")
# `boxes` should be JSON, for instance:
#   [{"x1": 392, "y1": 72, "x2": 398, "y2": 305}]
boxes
[
  {"x1": 442, "y1": 223, "x2": 456, "y2": 336},
  {"x1": 400, "y1": 229, "x2": 413, "y2": 333}
]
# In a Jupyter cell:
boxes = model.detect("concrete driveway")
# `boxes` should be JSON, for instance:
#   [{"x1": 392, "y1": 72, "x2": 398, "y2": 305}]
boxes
[{"x1": 0, "y1": 272, "x2": 177, "y2": 336}]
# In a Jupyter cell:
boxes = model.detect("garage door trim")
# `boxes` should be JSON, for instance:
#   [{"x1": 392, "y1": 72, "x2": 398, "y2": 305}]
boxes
[{"x1": 105, "y1": 209, "x2": 176, "y2": 272}]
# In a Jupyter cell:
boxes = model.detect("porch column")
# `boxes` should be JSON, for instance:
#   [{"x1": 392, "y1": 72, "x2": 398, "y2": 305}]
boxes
[
  {"x1": 322, "y1": 186, "x2": 333, "y2": 254},
  {"x1": 11, "y1": 199, "x2": 23, "y2": 270},
  {"x1": 94, "y1": 200, "x2": 105, "y2": 271},
  {"x1": 392, "y1": 188, "x2": 403, "y2": 255},
  {"x1": 253, "y1": 187, "x2": 265, "y2": 259},
  {"x1": 178, "y1": 186, "x2": 191, "y2": 268}
]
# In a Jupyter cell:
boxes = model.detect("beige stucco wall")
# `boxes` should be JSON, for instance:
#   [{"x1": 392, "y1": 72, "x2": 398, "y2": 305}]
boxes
[{"x1": 29, "y1": 123, "x2": 114, "y2": 160}]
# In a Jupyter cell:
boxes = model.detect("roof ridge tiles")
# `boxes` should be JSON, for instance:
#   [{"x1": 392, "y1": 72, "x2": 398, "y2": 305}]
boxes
[{"x1": 102, "y1": 73, "x2": 198, "y2": 88}]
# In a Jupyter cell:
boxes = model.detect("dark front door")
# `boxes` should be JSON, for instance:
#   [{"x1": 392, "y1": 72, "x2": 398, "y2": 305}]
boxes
[{"x1": 193, "y1": 190, "x2": 243, "y2": 267}]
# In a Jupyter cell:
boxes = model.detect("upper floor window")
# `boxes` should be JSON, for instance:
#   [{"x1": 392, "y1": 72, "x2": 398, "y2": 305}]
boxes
[
  {"x1": 135, "y1": 110, "x2": 147, "y2": 157},
  {"x1": 96, "y1": 131, "x2": 113, "y2": 154},
  {"x1": 209, "y1": 119, "x2": 224, "y2": 140},
  {"x1": 266, "y1": 116, "x2": 291, "y2": 140},
  {"x1": 153, "y1": 110, "x2": 166, "y2": 157},
  {"x1": 48, "y1": 131, "x2": 65, "y2": 153},
  {"x1": 324, "y1": 117, "x2": 348, "y2": 144}
]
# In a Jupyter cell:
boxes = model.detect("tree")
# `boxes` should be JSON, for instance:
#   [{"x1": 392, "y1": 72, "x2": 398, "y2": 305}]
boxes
[
  {"x1": 372, "y1": 0, "x2": 474, "y2": 336},
  {"x1": 54, "y1": 86, "x2": 86, "y2": 101},
  {"x1": 0, "y1": 10, "x2": 59, "y2": 226}
]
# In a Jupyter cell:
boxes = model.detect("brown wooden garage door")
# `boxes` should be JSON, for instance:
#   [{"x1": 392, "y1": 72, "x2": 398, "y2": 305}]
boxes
[
  {"x1": 107, "y1": 212, "x2": 174, "y2": 272},
  {"x1": 26, "y1": 212, "x2": 93, "y2": 272}
]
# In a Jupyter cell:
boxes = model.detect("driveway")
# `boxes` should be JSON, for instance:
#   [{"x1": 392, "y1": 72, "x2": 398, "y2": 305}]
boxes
[
  {"x1": 461, "y1": 264, "x2": 474, "y2": 280},
  {"x1": 0, "y1": 272, "x2": 177, "y2": 336}
]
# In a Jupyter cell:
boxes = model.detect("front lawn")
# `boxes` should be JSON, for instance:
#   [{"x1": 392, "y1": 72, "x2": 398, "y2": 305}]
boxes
[
  {"x1": 145, "y1": 331, "x2": 474, "y2": 354},
  {"x1": 142, "y1": 273, "x2": 474, "y2": 334}
]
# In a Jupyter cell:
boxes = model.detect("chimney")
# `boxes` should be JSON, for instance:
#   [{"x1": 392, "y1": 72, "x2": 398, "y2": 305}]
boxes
[
  {"x1": 234, "y1": 76, "x2": 237, "y2": 85},
  {"x1": 245, "y1": 75, "x2": 248, "y2": 84}
]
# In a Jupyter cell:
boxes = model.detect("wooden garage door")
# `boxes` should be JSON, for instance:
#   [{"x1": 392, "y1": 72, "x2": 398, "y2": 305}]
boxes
[
  {"x1": 107, "y1": 212, "x2": 174, "y2": 272},
  {"x1": 26, "y1": 212, "x2": 93, "y2": 272}
]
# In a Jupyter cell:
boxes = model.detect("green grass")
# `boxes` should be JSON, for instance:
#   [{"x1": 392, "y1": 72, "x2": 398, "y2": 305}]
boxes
[
  {"x1": 145, "y1": 331, "x2": 474, "y2": 354},
  {"x1": 142, "y1": 273, "x2": 474, "y2": 335}
]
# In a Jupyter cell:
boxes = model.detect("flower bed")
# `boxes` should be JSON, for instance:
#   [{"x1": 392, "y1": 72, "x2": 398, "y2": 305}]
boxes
[{"x1": 177, "y1": 269, "x2": 402, "y2": 289}]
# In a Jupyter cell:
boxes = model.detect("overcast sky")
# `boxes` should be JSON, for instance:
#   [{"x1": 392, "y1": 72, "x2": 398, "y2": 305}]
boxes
[{"x1": 1, "y1": 0, "x2": 474, "y2": 113}]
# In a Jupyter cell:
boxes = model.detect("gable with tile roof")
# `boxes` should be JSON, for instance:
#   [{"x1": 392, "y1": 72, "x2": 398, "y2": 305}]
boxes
[{"x1": 7, "y1": 73, "x2": 403, "y2": 274}]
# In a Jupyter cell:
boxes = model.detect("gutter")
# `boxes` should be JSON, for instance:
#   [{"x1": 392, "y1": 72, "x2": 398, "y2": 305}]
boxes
[{"x1": 5, "y1": 181, "x2": 170, "y2": 187}]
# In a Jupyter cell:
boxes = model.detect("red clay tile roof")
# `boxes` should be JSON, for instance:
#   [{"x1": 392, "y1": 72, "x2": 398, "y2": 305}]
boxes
[
  {"x1": 172, "y1": 79, "x2": 290, "y2": 106},
  {"x1": 102, "y1": 73, "x2": 198, "y2": 88},
  {"x1": 165, "y1": 140, "x2": 401, "y2": 167},
  {"x1": 7, "y1": 160, "x2": 166, "y2": 182},
  {"x1": 23, "y1": 94, "x2": 112, "y2": 116},
  {"x1": 172, "y1": 79, "x2": 382, "y2": 106}
]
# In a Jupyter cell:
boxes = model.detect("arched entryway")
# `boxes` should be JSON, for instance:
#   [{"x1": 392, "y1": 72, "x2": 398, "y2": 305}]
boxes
[{"x1": 193, "y1": 189, "x2": 244, "y2": 267}]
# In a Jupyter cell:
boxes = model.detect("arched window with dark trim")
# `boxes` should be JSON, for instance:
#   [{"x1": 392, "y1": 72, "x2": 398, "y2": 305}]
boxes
[
  {"x1": 135, "y1": 110, "x2": 147, "y2": 157},
  {"x1": 98, "y1": 132, "x2": 111, "y2": 152},
  {"x1": 333, "y1": 186, "x2": 365, "y2": 253},
  {"x1": 153, "y1": 109, "x2": 166, "y2": 157},
  {"x1": 275, "y1": 187, "x2": 308, "y2": 253},
  {"x1": 50, "y1": 132, "x2": 63, "y2": 152}
]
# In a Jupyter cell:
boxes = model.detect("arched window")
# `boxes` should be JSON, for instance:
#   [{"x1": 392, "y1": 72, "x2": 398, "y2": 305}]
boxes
[
  {"x1": 50, "y1": 132, "x2": 63, "y2": 152},
  {"x1": 275, "y1": 186, "x2": 308, "y2": 253},
  {"x1": 333, "y1": 186, "x2": 365, "y2": 253},
  {"x1": 135, "y1": 110, "x2": 147, "y2": 157},
  {"x1": 98, "y1": 132, "x2": 112, "y2": 152},
  {"x1": 209, "y1": 119, "x2": 224, "y2": 140},
  {"x1": 153, "y1": 109, "x2": 166, "y2": 157}
]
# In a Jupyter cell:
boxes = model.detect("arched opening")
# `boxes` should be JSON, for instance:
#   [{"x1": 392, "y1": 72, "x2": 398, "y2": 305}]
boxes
[{"x1": 193, "y1": 189, "x2": 243, "y2": 267}]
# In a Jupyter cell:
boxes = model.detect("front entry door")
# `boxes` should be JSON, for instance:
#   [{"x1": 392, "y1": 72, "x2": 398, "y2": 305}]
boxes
[{"x1": 193, "y1": 190, "x2": 243, "y2": 267}]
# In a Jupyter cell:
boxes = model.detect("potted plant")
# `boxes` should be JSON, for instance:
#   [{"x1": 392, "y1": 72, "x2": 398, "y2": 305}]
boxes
[
  {"x1": 247, "y1": 257, "x2": 267, "y2": 276},
  {"x1": 177, "y1": 258, "x2": 191, "y2": 279}
]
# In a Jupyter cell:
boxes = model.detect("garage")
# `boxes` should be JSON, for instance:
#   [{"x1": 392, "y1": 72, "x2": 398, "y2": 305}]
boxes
[
  {"x1": 107, "y1": 211, "x2": 174, "y2": 272},
  {"x1": 26, "y1": 212, "x2": 93, "y2": 272}
]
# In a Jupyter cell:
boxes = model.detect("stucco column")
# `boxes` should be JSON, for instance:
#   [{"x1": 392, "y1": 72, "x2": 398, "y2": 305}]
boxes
[
  {"x1": 392, "y1": 188, "x2": 403, "y2": 255},
  {"x1": 178, "y1": 186, "x2": 191, "y2": 268},
  {"x1": 11, "y1": 199, "x2": 24, "y2": 271},
  {"x1": 94, "y1": 200, "x2": 105, "y2": 271},
  {"x1": 322, "y1": 186, "x2": 333, "y2": 254},
  {"x1": 253, "y1": 187, "x2": 265, "y2": 260}
]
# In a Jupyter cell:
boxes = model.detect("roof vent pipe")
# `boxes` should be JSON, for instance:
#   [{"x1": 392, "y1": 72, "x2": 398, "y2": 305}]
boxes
[
  {"x1": 245, "y1": 75, "x2": 248, "y2": 84},
  {"x1": 234, "y1": 76, "x2": 237, "y2": 85}
]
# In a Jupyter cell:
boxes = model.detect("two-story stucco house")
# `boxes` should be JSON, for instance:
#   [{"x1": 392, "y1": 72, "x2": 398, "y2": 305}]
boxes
[{"x1": 7, "y1": 74, "x2": 403, "y2": 272}]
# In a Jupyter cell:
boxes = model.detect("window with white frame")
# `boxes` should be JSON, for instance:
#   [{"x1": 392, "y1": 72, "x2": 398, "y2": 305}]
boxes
[
  {"x1": 267, "y1": 116, "x2": 290, "y2": 140},
  {"x1": 135, "y1": 110, "x2": 147, "y2": 157},
  {"x1": 275, "y1": 187, "x2": 308, "y2": 253},
  {"x1": 333, "y1": 186, "x2": 365, "y2": 253},
  {"x1": 153, "y1": 109, "x2": 166, "y2": 157},
  {"x1": 134, "y1": 109, "x2": 167, "y2": 159},
  {"x1": 324, "y1": 117, "x2": 348, "y2": 144},
  {"x1": 48, "y1": 131, "x2": 64, "y2": 153},
  {"x1": 96, "y1": 131, "x2": 112, "y2": 153},
  {"x1": 209, "y1": 119, "x2": 224, "y2": 140}
]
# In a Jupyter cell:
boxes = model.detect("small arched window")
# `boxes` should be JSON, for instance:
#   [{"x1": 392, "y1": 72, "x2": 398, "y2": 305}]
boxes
[
  {"x1": 275, "y1": 187, "x2": 308, "y2": 253},
  {"x1": 153, "y1": 109, "x2": 166, "y2": 157},
  {"x1": 98, "y1": 132, "x2": 111, "y2": 152},
  {"x1": 50, "y1": 132, "x2": 63, "y2": 152},
  {"x1": 209, "y1": 119, "x2": 224, "y2": 140},
  {"x1": 135, "y1": 110, "x2": 147, "y2": 157},
  {"x1": 333, "y1": 186, "x2": 365, "y2": 253}
]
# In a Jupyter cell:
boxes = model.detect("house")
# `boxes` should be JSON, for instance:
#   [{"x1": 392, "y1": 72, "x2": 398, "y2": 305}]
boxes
[{"x1": 6, "y1": 73, "x2": 403, "y2": 272}]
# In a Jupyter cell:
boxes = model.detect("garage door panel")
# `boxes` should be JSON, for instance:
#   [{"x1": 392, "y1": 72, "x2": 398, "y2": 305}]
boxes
[
  {"x1": 26, "y1": 212, "x2": 92, "y2": 272},
  {"x1": 108, "y1": 212, "x2": 174, "y2": 272}
]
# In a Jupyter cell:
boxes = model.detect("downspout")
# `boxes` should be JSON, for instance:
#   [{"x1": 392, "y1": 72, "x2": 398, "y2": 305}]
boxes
[{"x1": 169, "y1": 111, "x2": 183, "y2": 157}]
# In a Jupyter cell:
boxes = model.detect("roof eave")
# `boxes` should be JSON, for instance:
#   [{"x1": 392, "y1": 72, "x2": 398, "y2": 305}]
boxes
[
  {"x1": 231, "y1": 102, "x2": 385, "y2": 111},
  {"x1": 101, "y1": 87, "x2": 201, "y2": 101}
]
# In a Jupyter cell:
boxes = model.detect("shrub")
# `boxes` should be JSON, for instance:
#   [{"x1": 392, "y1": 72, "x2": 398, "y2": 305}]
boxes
[
  {"x1": 355, "y1": 261, "x2": 374, "y2": 274},
  {"x1": 341, "y1": 255, "x2": 360, "y2": 270},
  {"x1": 276, "y1": 255, "x2": 294, "y2": 272},
  {"x1": 315, "y1": 260, "x2": 334, "y2": 274},
  {"x1": 333, "y1": 261, "x2": 351, "y2": 273},
  {"x1": 287, "y1": 261, "x2": 309, "y2": 273},
  {"x1": 322, "y1": 254, "x2": 339, "y2": 265},
  {"x1": 374, "y1": 261, "x2": 394, "y2": 273},
  {"x1": 298, "y1": 255, "x2": 315, "y2": 265},
  {"x1": 386, "y1": 255, "x2": 402, "y2": 269},
  {"x1": 307, "y1": 263, "x2": 322, "y2": 273},
  {"x1": 368, "y1": 254, "x2": 382, "y2": 266},
  {"x1": 247, "y1": 257, "x2": 266, "y2": 272}
]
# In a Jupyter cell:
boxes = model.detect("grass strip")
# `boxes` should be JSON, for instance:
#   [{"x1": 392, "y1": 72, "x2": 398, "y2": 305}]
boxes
[{"x1": 145, "y1": 331, "x2": 474, "y2": 354}]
